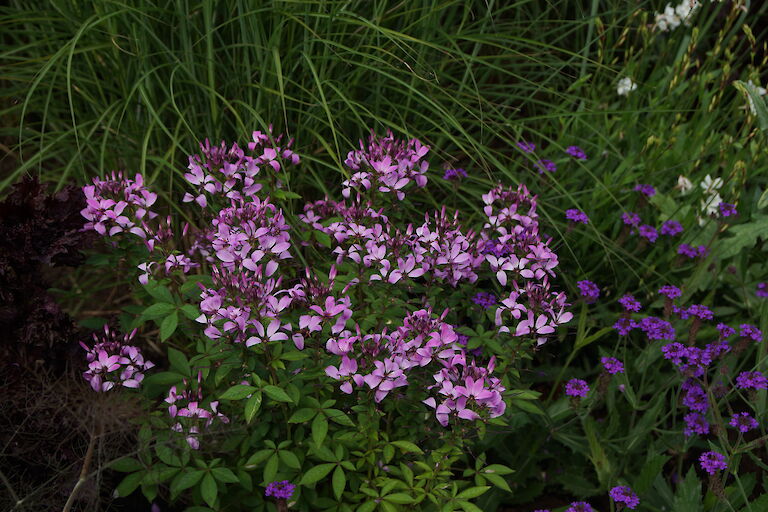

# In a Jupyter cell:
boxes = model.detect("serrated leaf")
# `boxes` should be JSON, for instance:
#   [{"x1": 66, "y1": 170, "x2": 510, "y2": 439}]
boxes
[
  {"x1": 167, "y1": 347, "x2": 190, "y2": 375},
  {"x1": 110, "y1": 457, "x2": 143, "y2": 472},
  {"x1": 299, "y1": 463, "x2": 336, "y2": 486},
  {"x1": 212, "y1": 467, "x2": 239, "y2": 483},
  {"x1": 673, "y1": 467, "x2": 702, "y2": 512},
  {"x1": 312, "y1": 414, "x2": 328, "y2": 447},
  {"x1": 332, "y1": 465, "x2": 346, "y2": 500},
  {"x1": 457, "y1": 486, "x2": 490, "y2": 499},
  {"x1": 244, "y1": 392, "x2": 263, "y2": 423},
  {"x1": 160, "y1": 311, "x2": 179, "y2": 341},
  {"x1": 391, "y1": 440, "x2": 423, "y2": 454},
  {"x1": 219, "y1": 385, "x2": 257, "y2": 400},
  {"x1": 116, "y1": 471, "x2": 146, "y2": 497},
  {"x1": 263, "y1": 385, "x2": 293, "y2": 402},
  {"x1": 288, "y1": 408, "x2": 316, "y2": 423},
  {"x1": 279, "y1": 450, "x2": 301, "y2": 469},
  {"x1": 201, "y1": 473, "x2": 217, "y2": 508},
  {"x1": 635, "y1": 454, "x2": 669, "y2": 494}
]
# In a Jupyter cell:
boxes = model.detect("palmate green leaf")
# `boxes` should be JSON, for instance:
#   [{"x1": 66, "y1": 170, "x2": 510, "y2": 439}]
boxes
[
  {"x1": 170, "y1": 469, "x2": 205, "y2": 499},
  {"x1": 212, "y1": 467, "x2": 240, "y2": 483},
  {"x1": 167, "y1": 347, "x2": 190, "y2": 375},
  {"x1": 390, "y1": 440, "x2": 423, "y2": 454},
  {"x1": 299, "y1": 463, "x2": 336, "y2": 486},
  {"x1": 115, "y1": 470, "x2": 146, "y2": 497},
  {"x1": 160, "y1": 311, "x2": 179, "y2": 341},
  {"x1": 263, "y1": 454, "x2": 279, "y2": 484},
  {"x1": 288, "y1": 408, "x2": 317, "y2": 423},
  {"x1": 219, "y1": 384, "x2": 257, "y2": 400},
  {"x1": 279, "y1": 450, "x2": 301, "y2": 469},
  {"x1": 141, "y1": 303, "x2": 175, "y2": 320}
]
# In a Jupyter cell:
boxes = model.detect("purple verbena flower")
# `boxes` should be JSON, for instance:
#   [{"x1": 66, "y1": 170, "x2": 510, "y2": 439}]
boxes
[
  {"x1": 739, "y1": 324, "x2": 763, "y2": 342},
  {"x1": 613, "y1": 317, "x2": 637, "y2": 336},
  {"x1": 736, "y1": 371, "x2": 768, "y2": 390},
  {"x1": 662, "y1": 343, "x2": 687, "y2": 365},
  {"x1": 443, "y1": 168, "x2": 467, "y2": 181},
  {"x1": 678, "y1": 244, "x2": 709, "y2": 259},
  {"x1": 601, "y1": 357, "x2": 625, "y2": 374},
  {"x1": 517, "y1": 141, "x2": 535, "y2": 153},
  {"x1": 565, "y1": 378, "x2": 589, "y2": 398},
  {"x1": 699, "y1": 451, "x2": 727, "y2": 475},
  {"x1": 609, "y1": 485, "x2": 640, "y2": 509},
  {"x1": 566, "y1": 146, "x2": 587, "y2": 160},
  {"x1": 718, "y1": 202, "x2": 737, "y2": 217},
  {"x1": 577, "y1": 280, "x2": 600, "y2": 304},
  {"x1": 634, "y1": 184, "x2": 656, "y2": 197},
  {"x1": 638, "y1": 317, "x2": 675, "y2": 340},
  {"x1": 717, "y1": 323, "x2": 735, "y2": 339},
  {"x1": 566, "y1": 209, "x2": 589, "y2": 224},
  {"x1": 658, "y1": 285, "x2": 682, "y2": 299},
  {"x1": 622, "y1": 212, "x2": 641, "y2": 226},
  {"x1": 661, "y1": 220, "x2": 683, "y2": 236},
  {"x1": 757, "y1": 282, "x2": 768, "y2": 298},
  {"x1": 618, "y1": 294, "x2": 642, "y2": 312},
  {"x1": 638, "y1": 224, "x2": 658, "y2": 243},
  {"x1": 265, "y1": 480, "x2": 296, "y2": 500},
  {"x1": 472, "y1": 292, "x2": 498, "y2": 309},
  {"x1": 535, "y1": 159, "x2": 557, "y2": 174},
  {"x1": 565, "y1": 502, "x2": 594, "y2": 512},
  {"x1": 684, "y1": 412, "x2": 710, "y2": 436},
  {"x1": 729, "y1": 412, "x2": 758, "y2": 433},
  {"x1": 682, "y1": 384, "x2": 709, "y2": 412}
]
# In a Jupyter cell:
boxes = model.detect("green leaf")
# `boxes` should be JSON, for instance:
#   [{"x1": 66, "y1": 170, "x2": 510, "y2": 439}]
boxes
[
  {"x1": 673, "y1": 467, "x2": 702, "y2": 512},
  {"x1": 110, "y1": 457, "x2": 143, "y2": 472},
  {"x1": 315, "y1": 231, "x2": 332, "y2": 248},
  {"x1": 332, "y1": 466, "x2": 346, "y2": 501},
  {"x1": 391, "y1": 440, "x2": 423, "y2": 454},
  {"x1": 279, "y1": 450, "x2": 301, "y2": 469},
  {"x1": 180, "y1": 304, "x2": 201, "y2": 320},
  {"x1": 384, "y1": 493, "x2": 415, "y2": 504},
  {"x1": 219, "y1": 385, "x2": 257, "y2": 400},
  {"x1": 144, "y1": 282, "x2": 174, "y2": 303},
  {"x1": 167, "y1": 347, "x2": 190, "y2": 375},
  {"x1": 574, "y1": 326, "x2": 613, "y2": 351},
  {"x1": 263, "y1": 385, "x2": 293, "y2": 402},
  {"x1": 244, "y1": 392, "x2": 263, "y2": 423},
  {"x1": 326, "y1": 409, "x2": 355, "y2": 426},
  {"x1": 735, "y1": 80, "x2": 768, "y2": 131},
  {"x1": 299, "y1": 463, "x2": 336, "y2": 486},
  {"x1": 482, "y1": 464, "x2": 514, "y2": 476},
  {"x1": 201, "y1": 473, "x2": 217, "y2": 508},
  {"x1": 160, "y1": 311, "x2": 179, "y2": 341},
  {"x1": 288, "y1": 408, "x2": 317, "y2": 423},
  {"x1": 482, "y1": 472, "x2": 511, "y2": 492},
  {"x1": 245, "y1": 449, "x2": 272, "y2": 468},
  {"x1": 263, "y1": 454, "x2": 279, "y2": 483},
  {"x1": 459, "y1": 502, "x2": 484, "y2": 512},
  {"x1": 312, "y1": 414, "x2": 329, "y2": 447},
  {"x1": 115, "y1": 471, "x2": 146, "y2": 497},
  {"x1": 758, "y1": 188, "x2": 768, "y2": 210},
  {"x1": 719, "y1": 215, "x2": 768, "y2": 259},
  {"x1": 142, "y1": 303, "x2": 175, "y2": 320},
  {"x1": 457, "y1": 486, "x2": 490, "y2": 499},
  {"x1": 142, "y1": 371, "x2": 183, "y2": 387},
  {"x1": 170, "y1": 469, "x2": 205, "y2": 497},
  {"x1": 212, "y1": 467, "x2": 239, "y2": 483},
  {"x1": 635, "y1": 454, "x2": 669, "y2": 493}
]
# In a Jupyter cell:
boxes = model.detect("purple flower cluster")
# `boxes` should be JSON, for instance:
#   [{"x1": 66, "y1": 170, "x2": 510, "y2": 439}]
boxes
[
  {"x1": 565, "y1": 209, "x2": 589, "y2": 224},
  {"x1": 621, "y1": 212, "x2": 640, "y2": 226},
  {"x1": 535, "y1": 159, "x2": 557, "y2": 174},
  {"x1": 566, "y1": 146, "x2": 587, "y2": 160},
  {"x1": 565, "y1": 378, "x2": 589, "y2": 398},
  {"x1": 736, "y1": 371, "x2": 768, "y2": 390},
  {"x1": 699, "y1": 451, "x2": 727, "y2": 475},
  {"x1": 81, "y1": 172, "x2": 158, "y2": 239},
  {"x1": 658, "y1": 285, "x2": 681, "y2": 299},
  {"x1": 717, "y1": 323, "x2": 736, "y2": 339},
  {"x1": 718, "y1": 202, "x2": 737, "y2": 217},
  {"x1": 472, "y1": 292, "x2": 497, "y2": 309},
  {"x1": 618, "y1": 294, "x2": 642, "y2": 312},
  {"x1": 662, "y1": 342, "x2": 730, "y2": 378},
  {"x1": 166, "y1": 372, "x2": 229, "y2": 450},
  {"x1": 343, "y1": 130, "x2": 429, "y2": 200},
  {"x1": 601, "y1": 357, "x2": 625, "y2": 374},
  {"x1": 678, "y1": 244, "x2": 709, "y2": 259},
  {"x1": 638, "y1": 224, "x2": 658, "y2": 243},
  {"x1": 516, "y1": 140, "x2": 535, "y2": 153},
  {"x1": 577, "y1": 280, "x2": 600, "y2": 303},
  {"x1": 265, "y1": 480, "x2": 296, "y2": 500},
  {"x1": 757, "y1": 282, "x2": 768, "y2": 298},
  {"x1": 634, "y1": 184, "x2": 656, "y2": 197},
  {"x1": 638, "y1": 317, "x2": 675, "y2": 341},
  {"x1": 660, "y1": 220, "x2": 683, "y2": 236},
  {"x1": 739, "y1": 324, "x2": 763, "y2": 342},
  {"x1": 684, "y1": 412, "x2": 710, "y2": 436},
  {"x1": 443, "y1": 168, "x2": 467, "y2": 181},
  {"x1": 609, "y1": 486, "x2": 639, "y2": 509},
  {"x1": 675, "y1": 304, "x2": 714, "y2": 321},
  {"x1": 565, "y1": 502, "x2": 593, "y2": 512},
  {"x1": 80, "y1": 325, "x2": 154, "y2": 392},
  {"x1": 729, "y1": 412, "x2": 758, "y2": 433}
]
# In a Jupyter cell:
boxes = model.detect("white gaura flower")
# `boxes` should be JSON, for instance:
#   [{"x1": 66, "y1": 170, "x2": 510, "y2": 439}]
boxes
[
  {"x1": 746, "y1": 79, "x2": 767, "y2": 115},
  {"x1": 700, "y1": 174, "x2": 723, "y2": 194},
  {"x1": 701, "y1": 192, "x2": 722, "y2": 216},
  {"x1": 617, "y1": 77, "x2": 638, "y2": 96},
  {"x1": 676, "y1": 175, "x2": 693, "y2": 194}
]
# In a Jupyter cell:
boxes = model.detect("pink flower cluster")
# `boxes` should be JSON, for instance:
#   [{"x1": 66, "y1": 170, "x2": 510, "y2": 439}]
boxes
[
  {"x1": 80, "y1": 325, "x2": 154, "y2": 392},
  {"x1": 166, "y1": 372, "x2": 230, "y2": 449},
  {"x1": 81, "y1": 171, "x2": 158, "y2": 240},
  {"x1": 342, "y1": 130, "x2": 429, "y2": 200}
]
